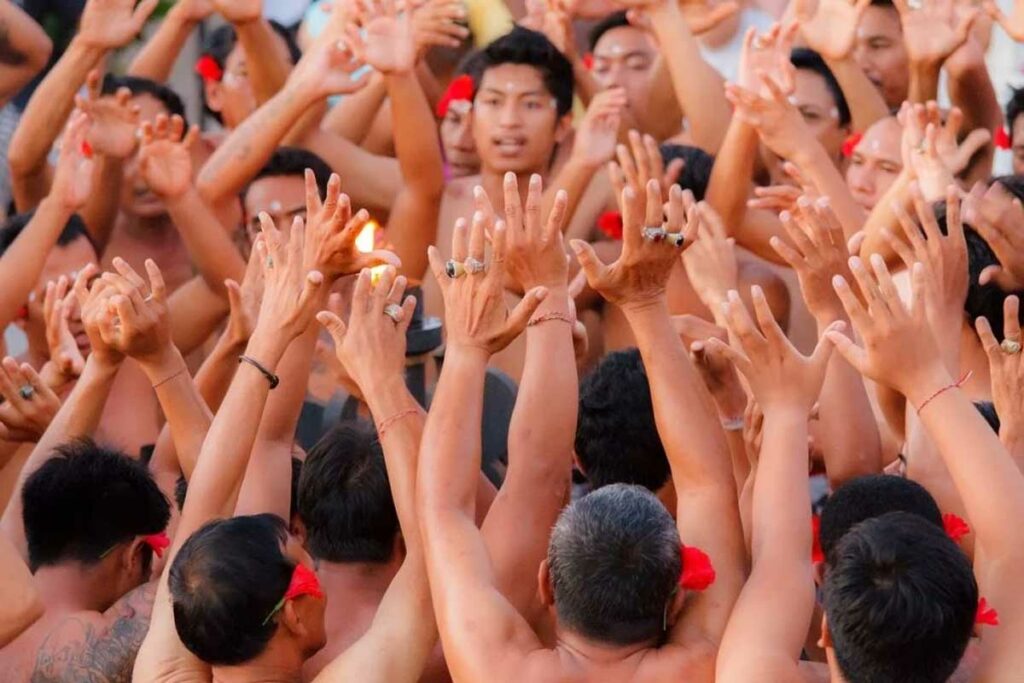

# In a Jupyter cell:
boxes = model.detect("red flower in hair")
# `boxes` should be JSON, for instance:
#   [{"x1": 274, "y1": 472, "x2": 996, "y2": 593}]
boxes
[
  {"x1": 841, "y1": 132, "x2": 863, "y2": 158},
  {"x1": 80, "y1": 140, "x2": 93, "y2": 159},
  {"x1": 143, "y1": 532, "x2": 170, "y2": 559},
  {"x1": 582, "y1": 53, "x2": 594, "y2": 70},
  {"x1": 436, "y1": 74, "x2": 475, "y2": 119},
  {"x1": 597, "y1": 210, "x2": 623, "y2": 240},
  {"x1": 995, "y1": 126, "x2": 1012, "y2": 150},
  {"x1": 679, "y1": 545, "x2": 716, "y2": 591},
  {"x1": 942, "y1": 513, "x2": 970, "y2": 542},
  {"x1": 976, "y1": 597, "x2": 999, "y2": 627},
  {"x1": 811, "y1": 514, "x2": 825, "y2": 563},
  {"x1": 195, "y1": 55, "x2": 224, "y2": 83}
]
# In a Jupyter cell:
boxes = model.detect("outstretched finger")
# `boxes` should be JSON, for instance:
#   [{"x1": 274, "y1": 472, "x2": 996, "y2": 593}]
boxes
[
  {"x1": 498, "y1": 286, "x2": 549, "y2": 348},
  {"x1": 305, "y1": 169, "x2": 323, "y2": 217},
  {"x1": 832, "y1": 273, "x2": 870, "y2": 331},
  {"x1": 570, "y1": 239, "x2": 610, "y2": 289},
  {"x1": 545, "y1": 190, "x2": 568, "y2": 241},
  {"x1": 145, "y1": 259, "x2": 166, "y2": 305},
  {"x1": 751, "y1": 285, "x2": 788, "y2": 349},
  {"x1": 524, "y1": 174, "x2": 544, "y2": 237},
  {"x1": 705, "y1": 337, "x2": 752, "y2": 378},
  {"x1": 316, "y1": 310, "x2": 348, "y2": 346},
  {"x1": 823, "y1": 326, "x2": 867, "y2": 375},
  {"x1": 1005, "y1": 295, "x2": 1021, "y2": 343}
]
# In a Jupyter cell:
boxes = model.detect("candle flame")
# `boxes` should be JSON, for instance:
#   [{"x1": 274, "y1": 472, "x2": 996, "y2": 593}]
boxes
[{"x1": 356, "y1": 220, "x2": 387, "y2": 282}]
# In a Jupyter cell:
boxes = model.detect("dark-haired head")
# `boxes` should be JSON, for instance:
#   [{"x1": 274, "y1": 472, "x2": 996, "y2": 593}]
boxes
[
  {"x1": 661, "y1": 144, "x2": 714, "y2": 201},
  {"x1": 790, "y1": 48, "x2": 851, "y2": 128},
  {"x1": 468, "y1": 26, "x2": 573, "y2": 116},
  {"x1": 1005, "y1": 86, "x2": 1024, "y2": 152},
  {"x1": 575, "y1": 349, "x2": 670, "y2": 493},
  {"x1": 588, "y1": 11, "x2": 630, "y2": 52},
  {"x1": 169, "y1": 513, "x2": 326, "y2": 666},
  {"x1": 102, "y1": 74, "x2": 187, "y2": 126},
  {"x1": 298, "y1": 422, "x2": 400, "y2": 564},
  {"x1": 242, "y1": 147, "x2": 332, "y2": 240},
  {"x1": 546, "y1": 484, "x2": 682, "y2": 645},
  {"x1": 819, "y1": 475, "x2": 942, "y2": 563},
  {"x1": 823, "y1": 512, "x2": 976, "y2": 683},
  {"x1": 23, "y1": 439, "x2": 169, "y2": 599}
]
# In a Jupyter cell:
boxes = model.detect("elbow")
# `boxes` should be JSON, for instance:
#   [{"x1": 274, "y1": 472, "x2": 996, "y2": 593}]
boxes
[{"x1": 29, "y1": 33, "x2": 53, "y2": 72}]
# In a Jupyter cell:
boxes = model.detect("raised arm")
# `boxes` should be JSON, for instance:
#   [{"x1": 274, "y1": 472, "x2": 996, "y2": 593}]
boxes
[
  {"x1": 713, "y1": 289, "x2": 837, "y2": 682},
  {"x1": 127, "y1": 0, "x2": 212, "y2": 81},
  {"x1": 574, "y1": 179, "x2": 745, "y2": 645},
  {"x1": 0, "y1": 532, "x2": 40, "y2": 647},
  {"x1": 0, "y1": 0, "x2": 52, "y2": 107},
  {"x1": 418, "y1": 214, "x2": 549, "y2": 681},
  {"x1": 896, "y1": 0, "x2": 976, "y2": 103},
  {"x1": 212, "y1": 0, "x2": 292, "y2": 104}
]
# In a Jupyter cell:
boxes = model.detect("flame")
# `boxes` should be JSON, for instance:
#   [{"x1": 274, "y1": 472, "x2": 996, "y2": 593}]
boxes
[{"x1": 355, "y1": 220, "x2": 387, "y2": 282}]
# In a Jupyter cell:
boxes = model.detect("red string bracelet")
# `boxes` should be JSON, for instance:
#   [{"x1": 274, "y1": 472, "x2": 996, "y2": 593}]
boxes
[
  {"x1": 528, "y1": 312, "x2": 573, "y2": 327},
  {"x1": 376, "y1": 407, "x2": 423, "y2": 440},
  {"x1": 916, "y1": 371, "x2": 972, "y2": 414}
]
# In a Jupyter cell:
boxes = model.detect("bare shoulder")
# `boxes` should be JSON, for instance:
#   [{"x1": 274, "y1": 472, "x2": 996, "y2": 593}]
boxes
[
  {"x1": 30, "y1": 582, "x2": 157, "y2": 683},
  {"x1": 642, "y1": 639, "x2": 718, "y2": 683},
  {"x1": 442, "y1": 174, "x2": 481, "y2": 202}
]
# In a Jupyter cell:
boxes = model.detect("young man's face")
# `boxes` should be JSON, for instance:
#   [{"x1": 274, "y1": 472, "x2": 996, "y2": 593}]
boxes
[
  {"x1": 846, "y1": 117, "x2": 902, "y2": 210},
  {"x1": 205, "y1": 47, "x2": 259, "y2": 131},
  {"x1": 852, "y1": 5, "x2": 909, "y2": 108},
  {"x1": 22, "y1": 237, "x2": 98, "y2": 356},
  {"x1": 122, "y1": 93, "x2": 175, "y2": 219},
  {"x1": 1012, "y1": 114, "x2": 1024, "y2": 176},
  {"x1": 591, "y1": 26, "x2": 657, "y2": 116},
  {"x1": 440, "y1": 100, "x2": 480, "y2": 178},
  {"x1": 243, "y1": 174, "x2": 308, "y2": 245},
  {"x1": 471, "y1": 63, "x2": 568, "y2": 175}
]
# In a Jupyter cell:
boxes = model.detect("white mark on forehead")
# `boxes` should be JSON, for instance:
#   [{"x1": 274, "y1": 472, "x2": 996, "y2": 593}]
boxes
[
  {"x1": 868, "y1": 137, "x2": 882, "y2": 152},
  {"x1": 269, "y1": 200, "x2": 282, "y2": 213}
]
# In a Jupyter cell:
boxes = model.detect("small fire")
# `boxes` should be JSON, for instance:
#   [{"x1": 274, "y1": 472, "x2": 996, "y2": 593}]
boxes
[{"x1": 355, "y1": 219, "x2": 387, "y2": 281}]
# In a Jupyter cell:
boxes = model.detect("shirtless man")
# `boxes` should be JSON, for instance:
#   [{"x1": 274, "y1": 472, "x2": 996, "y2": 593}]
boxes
[{"x1": 419, "y1": 179, "x2": 745, "y2": 681}]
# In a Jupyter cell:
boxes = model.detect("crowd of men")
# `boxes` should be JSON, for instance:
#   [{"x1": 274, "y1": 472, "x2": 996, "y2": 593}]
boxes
[{"x1": 0, "y1": 0, "x2": 1022, "y2": 680}]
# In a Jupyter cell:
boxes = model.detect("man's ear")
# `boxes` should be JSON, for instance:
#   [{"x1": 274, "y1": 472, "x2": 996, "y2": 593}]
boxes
[
  {"x1": 204, "y1": 79, "x2": 224, "y2": 113},
  {"x1": 813, "y1": 560, "x2": 825, "y2": 587},
  {"x1": 280, "y1": 600, "x2": 311, "y2": 640},
  {"x1": 538, "y1": 559, "x2": 555, "y2": 608},
  {"x1": 665, "y1": 587, "x2": 686, "y2": 629},
  {"x1": 123, "y1": 538, "x2": 148, "y2": 575},
  {"x1": 818, "y1": 612, "x2": 832, "y2": 650},
  {"x1": 291, "y1": 516, "x2": 308, "y2": 546},
  {"x1": 555, "y1": 112, "x2": 574, "y2": 145}
]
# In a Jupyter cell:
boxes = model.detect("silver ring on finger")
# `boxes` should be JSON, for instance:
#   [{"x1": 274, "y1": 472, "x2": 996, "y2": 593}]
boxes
[
  {"x1": 143, "y1": 294, "x2": 154, "y2": 303},
  {"x1": 18, "y1": 385, "x2": 34, "y2": 400},
  {"x1": 383, "y1": 303, "x2": 403, "y2": 324},
  {"x1": 445, "y1": 260, "x2": 466, "y2": 279},
  {"x1": 464, "y1": 257, "x2": 486, "y2": 275},
  {"x1": 1001, "y1": 338, "x2": 1022, "y2": 355},
  {"x1": 642, "y1": 226, "x2": 666, "y2": 242}
]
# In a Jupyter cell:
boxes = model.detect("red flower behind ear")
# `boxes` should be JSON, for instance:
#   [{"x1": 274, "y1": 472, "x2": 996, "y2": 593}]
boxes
[
  {"x1": 195, "y1": 55, "x2": 224, "y2": 83},
  {"x1": 284, "y1": 563, "x2": 324, "y2": 602},
  {"x1": 143, "y1": 532, "x2": 170, "y2": 559},
  {"x1": 811, "y1": 514, "x2": 825, "y2": 564},
  {"x1": 995, "y1": 127, "x2": 1011, "y2": 150},
  {"x1": 436, "y1": 74, "x2": 475, "y2": 119},
  {"x1": 680, "y1": 545, "x2": 716, "y2": 591},
  {"x1": 976, "y1": 597, "x2": 999, "y2": 627},
  {"x1": 582, "y1": 53, "x2": 594, "y2": 70},
  {"x1": 597, "y1": 210, "x2": 623, "y2": 240},
  {"x1": 942, "y1": 513, "x2": 970, "y2": 542},
  {"x1": 80, "y1": 140, "x2": 93, "y2": 159},
  {"x1": 841, "y1": 132, "x2": 863, "y2": 158}
]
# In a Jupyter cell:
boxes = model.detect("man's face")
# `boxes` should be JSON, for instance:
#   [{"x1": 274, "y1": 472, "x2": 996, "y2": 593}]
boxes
[
  {"x1": 591, "y1": 26, "x2": 656, "y2": 115},
  {"x1": 204, "y1": 46, "x2": 259, "y2": 131},
  {"x1": 22, "y1": 238, "x2": 98, "y2": 355},
  {"x1": 440, "y1": 100, "x2": 480, "y2": 178},
  {"x1": 1012, "y1": 115, "x2": 1024, "y2": 176},
  {"x1": 471, "y1": 64, "x2": 567, "y2": 175},
  {"x1": 846, "y1": 117, "x2": 902, "y2": 210},
  {"x1": 243, "y1": 175, "x2": 308, "y2": 245},
  {"x1": 852, "y1": 6, "x2": 909, "y2": 108},
  {"x1": 121, "y1": 93, "x2": 173, "y2": 219}
]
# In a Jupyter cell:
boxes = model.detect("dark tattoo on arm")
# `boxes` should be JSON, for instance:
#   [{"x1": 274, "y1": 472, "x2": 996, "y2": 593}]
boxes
[{"x1": 30, "y1": 582, "x2": 157, "y2": 683}]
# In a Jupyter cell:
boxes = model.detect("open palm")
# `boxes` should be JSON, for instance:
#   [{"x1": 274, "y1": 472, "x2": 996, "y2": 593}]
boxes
[{"x1": 796, "y1": 0, "x2": 870, "y2": 60}]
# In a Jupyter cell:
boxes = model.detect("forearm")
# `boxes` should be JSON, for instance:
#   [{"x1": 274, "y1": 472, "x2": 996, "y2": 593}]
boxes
[
  {"x1": 648, "y1": 1, "x2": 731, "y2": 152},
  {"x1": 78, "y1": 155, "x2": 125, "y2": 252},
  {"x1": 388, "y1": 70, "x2": 445, "y2": 198},
  {"x1": 165, "y1": 187, "x2": 245, "y2": 295},
  {"x1": 0, "y1": 196, "x2": 74, "y2": 328},
  {"x1": 907, "y1": 61, "x2": 941, "y2": 104},
  {"x1": 707, "y1": 116, "x2": 759, "y2": 238},
  {"x1": 791, "y1": 145, "x2": 865, "y2": 240},
  {"x1": 194, "y1": 330, "x2": 246, "y2": 415},
  {"x1": 859, "y1": 172, "x2": 911, "y2": 265},
  {"x1": 234, "y1": 19, "x2": 292, "y2": 105},
  {"x1": 823, "y1": 57, "x2": 890, "y2": 133},
  {"x1": 545, "y1": 156, "x2": 601, "y2": 231},
  {"x1": 0, "y1": 0, "x2": 51, "y2": 105},
  {"x1": 322, "y1": 73, "x2": 388, "y2": 142},
  {"x1": 946, "y1": 50, "x2": 1002, "y2": 135},
  {"x1": 168, "y1": 277, "x2": 230, "y2": 356},
  {"x1": 127, "y1": 8, "x2": 197, "y2": 81},
  {"x1": 0, "y1": 533, "x2": 41, "y2": 648},
  {"x1": 291, "y1": 128, "x2": 401, "y2": 213}
]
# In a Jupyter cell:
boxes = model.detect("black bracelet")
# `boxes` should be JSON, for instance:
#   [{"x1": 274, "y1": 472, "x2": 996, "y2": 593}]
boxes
[{"x1": 238, "y1": 355, "x2": 280, "y2": 389}]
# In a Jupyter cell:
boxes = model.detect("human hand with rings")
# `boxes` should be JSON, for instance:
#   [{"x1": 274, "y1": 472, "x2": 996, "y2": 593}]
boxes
[
  {"x1": 316, "y1": 266, "x2": 416, "y2": 395},
  {"x1": 428, "y1": 210, "x2": 549, "y2": 358},
  {"x1": 0, "y1": 358, "x2": 61, "y2": 442},
  {"x1": 73, "y1": 264, "x2": 124, "y2": 369},
  {"x1": 570, "y1": 179, "x2": 700, "y2": 313},
  {"x1": 976, "y1": 296, "x2": 1024, "y2": 451}
]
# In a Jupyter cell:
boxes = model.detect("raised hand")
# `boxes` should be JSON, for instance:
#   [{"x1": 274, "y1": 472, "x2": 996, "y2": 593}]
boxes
[
  {"x1": 749, "y1": 162, "x2": 817, "y2": 213},
  {"x1": 173, "y1": 0, "x2": 215, "y2": 21},
  {"x1": 42, "y1": 276, "x2": 85, "y2": 383},
  {"x1": 72, "y1": 264, "x2": 123, "y2": 367},
  {"x1": 708, "y1": 287, "x2": 837, "y2": 414},
  {"x1": 571, "y1": 178, "x2": 700, "y2": 311},
  {"x1": 301, "y1": 170, "x2": 400, "y2": 281},
  {"x1": 410, "y1": 0, "x2": 470, "y2": 53},
  {"x1": 78, "y1": 0, "x2": 159, "y2": 49},
  {"x1": 317, "y1": 266, "x2": 416, "y2": 392},
  {"x1": 976, "y1": 296, "x2": 1024, "y2": 450},
  {"x1": 572, "y1": 88, "x2": 627, "y2": 169},
  {"x1": 224, "y1": 247, "x2": 265, "y2": 347},
  {"x1": 211, "y1": 0, "x2": 262, "y2": 24},
  {"x1": 499, "y1": 173, "x2": 570, "y2": 290},
  {"x1": 138, "y1": 114, "x2": 200, "y2": 199},
  {"x1": 897, "y1": 102, "x2": 956, "y2": 199},
  {"x1": 985, "y1": 0, "x2": 1024, "y2": 40},
  {"x1": 609, "y1": 129, "x2": 685, "y2": 203},
  {"x1": 963, "y1": 181, "x2": 1024, "y2": 291},
  {"x1": 737, "y1": 23, "x2": 798, "y2": 98},
  {"x1": 346, "y1": 0, "x2": 417, "y2": 74},
  {"x1": 770, "y1": 197, "x2": 853, "y2": 321},
  {"x1": 253, "y1": 214, "x2": 325, "y2": 340},
  {"x1": 684, "y1": 203, "x2": 738, "y2": 314},
  {"x1": 679, "y1": 0, "x2": 740, "y2": 36},
  {"x1": 427, "y1": 211, "x2": 549, "y2": 357},
  {"x1": 75, "y1": 70, "x2": 141, "y2": 160},
  {"x1": 289, "y1": 33, "x2": 368, "y2": 99},
  {"x1": 51, "y1": 111, "x2": 95, "y2": 212},
  {"x1": 95, "y1": 258, "x2": 172, "y2": 366},
  {"x1": 725, "y1": 70, "x2": 810, "y2": 162},
  {"x1": 795, "y1": 0, "x2": 871, "y2": 60},
  {"x1": 690, "y1": 336, "x2": 747, "y2": 421},
  {"x1": 0, "y1": 358, "x2": 61, "y2": 442},
  {"x1": 895, "y1": 0, "x2": 978, "y2": 67}
]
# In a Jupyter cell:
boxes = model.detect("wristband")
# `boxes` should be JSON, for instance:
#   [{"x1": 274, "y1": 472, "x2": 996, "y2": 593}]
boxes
[
  {"x1": 238, "y1": 355, "x2": 280, "y2": 389},
  {"x1": 916, "y1": 371, "x2": 971, "y2": 414},
  {"x1": 528, "y1": 312, "x2": 573, "y2": 327},
  {"x1": 376, "y1": 407, "x2": 424, "y2": 440},
  {"x1": 152, "y1": 367, "x2": 186, "y2": 389}
]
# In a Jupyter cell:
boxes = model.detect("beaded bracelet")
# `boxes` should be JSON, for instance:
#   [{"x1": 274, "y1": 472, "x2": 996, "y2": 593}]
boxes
[{"x1": 528, "y1": 311, "x2": 573, "y2": 327}]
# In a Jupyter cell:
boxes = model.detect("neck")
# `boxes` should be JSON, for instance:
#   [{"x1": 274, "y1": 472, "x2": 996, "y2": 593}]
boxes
[
  {"x1": 121, "y1": 212, "x2": 173, "y2": 237},
  {"x1": 213, "y1": 638, "x2": 306, "y2": 683},
  {"x1": 316, "y1": 559, "x2": 399, "y2": 601},
  {"x1": 555, "y1": 627, "x2": 657, "y2": 665},
  {"x1": 33, "y1": 564, "x2": 118, "y2": 614}
]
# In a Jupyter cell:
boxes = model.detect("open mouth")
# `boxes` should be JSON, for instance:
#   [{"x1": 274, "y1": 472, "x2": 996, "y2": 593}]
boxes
[{"x1": 491, "y1": 136, "x2": 526, "y2": 156}]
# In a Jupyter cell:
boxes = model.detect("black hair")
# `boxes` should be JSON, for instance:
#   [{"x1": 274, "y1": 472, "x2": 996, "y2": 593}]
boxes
[
  {"x1": 588, "y1": 11, "x2": 630, "y2": 52},
  {"x1": 823, "y1": 512, "x2": 977, "y2": 683},
  {"x1": 245, "y1": 147, "x2": 332, "y2": 206},
  {"x1": 1005, "y1": 87, "x2": 1024, "y2": 143},
  {"x1": 661, "y1": 144, "x2": 715, "y2": 201},
  {"x1": 548, "y1": 484, "x2": 681, "y2": 645},
  {"x1": 176, "y1": 457, "x2": 304, "y2": 520},
  {"x1": 101, "y1": 74, "x2": 187, "y2": 126},
  {"x1": 298, "y1": 422, "x2": 399, "y2": 564},
  {"x1": 169, "y1": 514, "x2": 295, "y2": 665},
  {"x1": 199, "y1": 21, "x2": 302, "y2": 124},
  {"x1": 818, "y1": 475, "x2": 942, "y2": 563},
  {"x1": 993, "y1": 174, "x2": 1024, "y2": 203},
  {"x1": 790, "y1": 48, "x2": 851, "y2": 128},
  {"x1": 0, "y1": 211, "x2": 92, "y2": 256},
  {"x1": 22, "y1": 438, "x2": 170, "y2": 572},
  {"x1": 466, "y1": 26, "x2": 574, "y2": 116},
  {"x1": 575, "y1": 348, "x2": 669, "y2": 492},
  {"x1": 975, "y1": 400, "x2": 1001, "y2": 433}
]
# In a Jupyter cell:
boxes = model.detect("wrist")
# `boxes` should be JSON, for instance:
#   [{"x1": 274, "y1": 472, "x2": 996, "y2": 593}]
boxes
[
  {"x1": 163, "y1": 184, "x2": 199, "y2": 208},
  {"x1": 68, "y1": 35, "x2": 109, "y2": 60},
  {"x1": 900, "y1": 365, "x2": 954, "y2": 409},
  {"x1": 445, "y1": 343, "x2": 492, "y2": 367},
  {"x1": 363, "y1": 376, "x2": 416, "y2": 414},
  {"x1": 646, "y1": 0, "x2": 683, "y2": 26},
  {"x1": 244, "y1": 329, "x2": 289, "y2": 371},
  {"x1": 620, "y1": 295, "x2": 669, "y2": 320},
  {"x1": 713, "y1": 391, "x2": 747, "y2": 421},
  {"x1": 38, "y1": 193, "x2": 77, "y2": 221},
  {"x1": 137, "y1": 345, "x2": 185, "y2": 380}
]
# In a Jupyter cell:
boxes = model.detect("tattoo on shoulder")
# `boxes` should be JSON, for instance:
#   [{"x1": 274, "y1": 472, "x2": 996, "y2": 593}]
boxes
[{"x1": 30, "y1": 583, "x2": 157, "y2": 683}]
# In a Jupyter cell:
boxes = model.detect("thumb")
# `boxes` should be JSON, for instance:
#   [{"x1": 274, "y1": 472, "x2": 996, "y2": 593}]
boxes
[
  {"x1": 979, "y1": 264, "x2": 1002, "y2": 287},
  {"x1": 499, "y1": 287, "x2": 549, "y2": 349},
  {"x1": 225, "y1": 279, "x2": 242, "y2": 313},
  {"x1": 316, "y1": 310, "x2": 347, "y2": 346},
  {"x1": 847, "y1": 230, "x2": 866, "y2": 256},
  {"x1": 824, "y1": 328, "x2": 868, "y2": 376},
  {"x1": 810, "y1": 321, "x2": 842, "y2": 371},
  {"x1": 569, "y1": 239, "x2": 607, "y2": 286}
]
